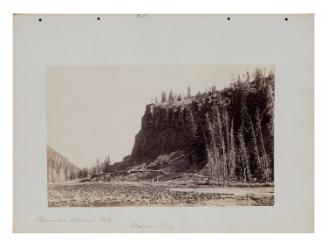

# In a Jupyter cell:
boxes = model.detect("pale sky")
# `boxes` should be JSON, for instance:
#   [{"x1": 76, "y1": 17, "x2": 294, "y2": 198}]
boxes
[{"x1": 46, "y1": 65, "x2": 274, "y2": 168}]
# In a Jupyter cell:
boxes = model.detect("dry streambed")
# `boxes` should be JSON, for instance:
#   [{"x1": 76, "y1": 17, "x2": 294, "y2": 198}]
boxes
[{"x1": 48, "y1": 181, "x2": 274, "y2": 207}]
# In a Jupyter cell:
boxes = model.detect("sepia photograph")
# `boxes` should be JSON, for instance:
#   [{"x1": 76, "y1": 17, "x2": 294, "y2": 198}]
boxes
[
  {"x1": 13, "y1": 13, "x2": 314, "y2": 233},
  {"x1": 46, "y1": 65, "x2": 275, "y2": 207}
]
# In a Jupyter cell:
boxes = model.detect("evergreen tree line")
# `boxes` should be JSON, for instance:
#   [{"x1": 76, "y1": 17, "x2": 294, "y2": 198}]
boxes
[
  {"x1": 156, "y1": 86, "x2": 192, "y2": 104},
  {"x1": 186, "y1": 69, "x2": 274, "y2": 183},
  {"x1": 77, "y1": 155, "x2": 111, "y2": 179}
]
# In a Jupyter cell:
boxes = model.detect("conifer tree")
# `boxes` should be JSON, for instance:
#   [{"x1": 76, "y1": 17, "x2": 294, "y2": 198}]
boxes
[
  {"x1": 255, "y1": 108, "x2": 271, "y2": 182},
  {"x1": 168, "y1": 89, "x2": 174, "y2": 102},
  {"x1": 229, "y1": 119, "x2": 236, "y2": 178},
  {"x1": 161, "y1": 91, "x2": 167, "y2": 103},
  {"x1": 238, "y1": 129, "x2": 252, "y2": 182},
  {"x1": 249, "y1": 116, "x2": 261, "y2": 180},
  {"x1": 186, "y1": 86, "x2": 191, "y2": 99}
]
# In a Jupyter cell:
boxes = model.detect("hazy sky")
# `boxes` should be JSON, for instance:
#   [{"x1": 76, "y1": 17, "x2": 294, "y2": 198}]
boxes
[{"x1": 46, "y1": 65, "x2": 274, "y2": 168}]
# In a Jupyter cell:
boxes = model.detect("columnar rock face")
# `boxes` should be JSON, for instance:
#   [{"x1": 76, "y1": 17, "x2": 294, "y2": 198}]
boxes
[
  {"x1": 131, "y1": 103, "x2": 196, "y2": 162},
  {"x1": 47, "y1": 147, "x2": 80, "y2": 182},
  {"x1": 130, "y1": 97, "x2": 227, "y2": 162}
]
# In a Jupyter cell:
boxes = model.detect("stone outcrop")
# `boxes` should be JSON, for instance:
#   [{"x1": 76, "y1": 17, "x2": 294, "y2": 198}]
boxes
[
  {"x1": 47, "y1": 147, "x2": 80, "y2": 182},
  {"x1": 131, "y1": 103, "x2": 195, "y2": 161},
  {"x1": 107, "y1": 72, "x2": 275, "y2": 183}
]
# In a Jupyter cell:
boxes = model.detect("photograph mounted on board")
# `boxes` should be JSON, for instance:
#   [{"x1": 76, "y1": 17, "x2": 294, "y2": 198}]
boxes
[{"x1": 46, "y1": 65, "x2": 275, "y2": 207}]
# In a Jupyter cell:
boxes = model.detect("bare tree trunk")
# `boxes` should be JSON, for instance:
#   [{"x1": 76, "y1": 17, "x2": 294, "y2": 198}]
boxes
[
  {"x1": 205, "y1": 113, "x2": 220, "y2": 181},
  {"x1": 255, "y1": 108, "x2": 270, "y2": 182},
  {"x1": 224, "y1": 111, "x2": 231, "y2": 180},
  {"x1": 249, "y1": 116, "x2": 261, "y2": 181},
  {"x1": 238, "y1": 129, "x2": 252, "y2": 182},
  {"x1": 216, "y1": 106, "x2": 227, "y2": 183},
  {"x1": 229, "y1": 119, "x2": 236, "y2": 179}
]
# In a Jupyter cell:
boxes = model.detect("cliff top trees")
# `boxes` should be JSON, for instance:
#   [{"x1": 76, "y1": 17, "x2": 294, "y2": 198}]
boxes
[
  {"x1": 168, "y1": 89, "x2": 174, "y2": 102},
  {"x1": 161, "y1": 91, "x2": 167, "y2": 103},
  {"x1": 186, "y1": 86, "x2": 191, "y2": 99}
]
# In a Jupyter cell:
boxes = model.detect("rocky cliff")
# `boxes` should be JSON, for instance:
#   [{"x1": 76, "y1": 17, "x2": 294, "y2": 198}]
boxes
[
  {"x1": 132, "y1": 103, "x2": 197, "y2": 158},
  {"x1": 47, "y1": 147, "x2": 80, "y2": 182},
  {"x1": 110, "y1": 71, "x2": 274, "y2": 183}
]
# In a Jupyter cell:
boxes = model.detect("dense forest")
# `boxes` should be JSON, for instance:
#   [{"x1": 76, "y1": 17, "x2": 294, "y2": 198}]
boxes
[{"x1": 194, "y1": 69, "x2": 274, "y2": 183}]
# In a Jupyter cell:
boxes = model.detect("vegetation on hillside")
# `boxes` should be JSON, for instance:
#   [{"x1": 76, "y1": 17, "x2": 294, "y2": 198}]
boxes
[
  {"x1": 47, "y1": 147, "x2": 80, "y2": 182},
  {"x1": 176, "y1": 68, "x2": 275, "y2": 183},
  {"x1": 77, "y1": 155, "x2": 111, "y2": 179}
]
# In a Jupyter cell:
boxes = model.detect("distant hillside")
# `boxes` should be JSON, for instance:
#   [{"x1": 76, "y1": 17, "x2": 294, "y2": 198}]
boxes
[
  {"x1": 47, "y1": 146, "x2": 80, "y2": 182},
  {"x1": 108, "y1": 70, "x2": 274, "y2": 183}
]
